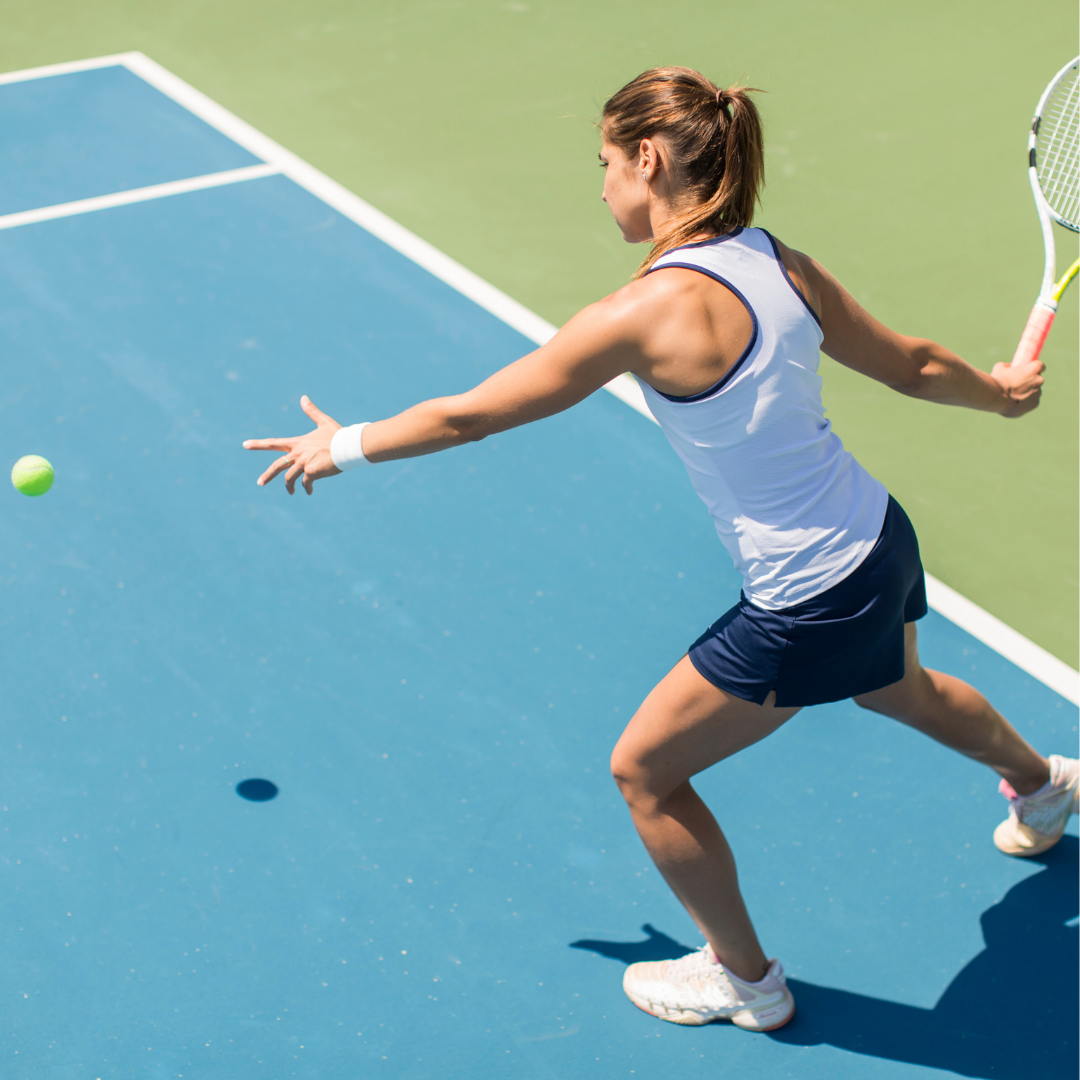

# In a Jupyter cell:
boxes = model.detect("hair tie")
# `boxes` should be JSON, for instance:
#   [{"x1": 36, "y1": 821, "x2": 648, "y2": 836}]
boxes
[{"x1": 716, "y1": 88, "x2": 730, "y2": 113}]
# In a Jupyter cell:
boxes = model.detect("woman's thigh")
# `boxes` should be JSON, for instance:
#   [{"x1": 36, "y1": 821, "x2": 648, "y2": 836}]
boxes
[
  {"x1": 612, "y1": 655, "x2": 801, "y2": 803},
  {"x1": 851, "y1": 622, "x2": 927, "y2": 721}
]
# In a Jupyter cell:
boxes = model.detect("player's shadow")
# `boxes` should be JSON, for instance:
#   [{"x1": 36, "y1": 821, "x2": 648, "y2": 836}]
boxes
[{"x1": 570, "y1": 836, "x2": 1078, "y2": 1079}]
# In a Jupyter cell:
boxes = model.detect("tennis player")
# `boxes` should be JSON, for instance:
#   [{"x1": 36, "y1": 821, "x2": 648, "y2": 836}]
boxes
[{"x1": 244, "y1": 67, "x2": 1079, "y2": 1032}]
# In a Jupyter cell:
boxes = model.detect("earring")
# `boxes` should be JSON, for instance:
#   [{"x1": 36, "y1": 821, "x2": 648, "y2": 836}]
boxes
[{"x1": 642, "y1": 171, "x2": 648, "y2": 180}]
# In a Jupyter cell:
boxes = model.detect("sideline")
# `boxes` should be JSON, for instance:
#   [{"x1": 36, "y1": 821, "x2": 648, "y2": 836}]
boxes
[{"x1": 1, "y1": 52, "x2": 1075, "y2": 705}]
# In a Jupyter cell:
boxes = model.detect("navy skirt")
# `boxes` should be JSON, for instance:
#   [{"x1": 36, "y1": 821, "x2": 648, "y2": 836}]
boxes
[{"x1": 688, "y1": 496, "x2": 927, "y2": 707}]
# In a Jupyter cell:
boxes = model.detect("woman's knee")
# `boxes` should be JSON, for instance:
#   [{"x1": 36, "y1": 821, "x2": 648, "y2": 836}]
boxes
[
  {"x1": 609, "y1": 742, "x2": 641, "y2": 795},
  {"x1": 610, "y1": 743, "x2": 667, "y2": 812}
]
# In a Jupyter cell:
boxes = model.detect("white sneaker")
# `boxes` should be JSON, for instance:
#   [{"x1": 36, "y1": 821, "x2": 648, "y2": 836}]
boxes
[
  {"x1": 994, "y1": 755, "x2": 1079, "y2": 857},
  {"x1": 622, "y1": 946, "x2": 795, "y2": 1031}
]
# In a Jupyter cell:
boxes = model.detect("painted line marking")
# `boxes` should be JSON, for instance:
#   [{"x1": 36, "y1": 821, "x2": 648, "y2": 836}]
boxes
[
  {"x1": 0, "y1": 53, "x2": 1075, "y2": 702},
  {"x1": 0, "y1": 53, "x2": 136, "y2": 86},
  {"x1": 0, "y1": 164, "x2": 280, "y2": 232},
  {"x1": 924, "y1": 575, "x2": 1079, "y2": 704},
  {"x1": 0, "y1": 52, "x2": 650, "y2": 415}
]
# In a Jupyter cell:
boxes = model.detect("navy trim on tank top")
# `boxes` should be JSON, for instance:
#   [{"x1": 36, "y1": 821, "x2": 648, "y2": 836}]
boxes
[
  {"x1": 638, "y1": 263, "x2": 759, "y2": 403},
  {"x1": 660, "y1": 226, "x2": 744, "y2": 255},
  {"x1": 760, "y1": 228, "x2": 822, "y2": 327}
]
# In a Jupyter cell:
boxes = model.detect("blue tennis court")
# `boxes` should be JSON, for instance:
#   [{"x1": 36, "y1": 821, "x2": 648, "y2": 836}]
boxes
[{"x1": 1, "y1": 57, "x2": 1076, "y2": 1079}]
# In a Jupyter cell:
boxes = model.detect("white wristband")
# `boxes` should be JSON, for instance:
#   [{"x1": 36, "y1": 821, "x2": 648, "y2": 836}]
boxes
[{"x1": 330, "y1": 422, "x2": 373, "y2": 471}]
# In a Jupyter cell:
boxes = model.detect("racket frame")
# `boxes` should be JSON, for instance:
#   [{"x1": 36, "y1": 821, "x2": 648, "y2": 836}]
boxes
[{"x1": 1012, "y1": 56, "x2": 1079, "y2": 366}]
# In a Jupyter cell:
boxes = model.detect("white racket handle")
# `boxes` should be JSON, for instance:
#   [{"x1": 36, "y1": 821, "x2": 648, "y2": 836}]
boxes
[{"x1": 1011, "y1": 300, "x2": 1056, "y2": 365}]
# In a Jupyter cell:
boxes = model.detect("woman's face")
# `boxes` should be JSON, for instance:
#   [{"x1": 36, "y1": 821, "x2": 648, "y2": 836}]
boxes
[{"x1": 600, "y1": 134, "x2": 653, "y2": 244}]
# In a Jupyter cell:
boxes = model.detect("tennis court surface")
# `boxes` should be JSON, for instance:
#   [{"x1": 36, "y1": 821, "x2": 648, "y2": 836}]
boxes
[{"x1": 1, "y1": 55, "x2": 1076, "y2": 1079}]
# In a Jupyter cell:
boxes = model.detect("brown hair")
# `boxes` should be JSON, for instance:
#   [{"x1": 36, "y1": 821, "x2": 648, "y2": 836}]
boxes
[{"x1": 602, "y1": 67, "x2": 765, "y2": 277}]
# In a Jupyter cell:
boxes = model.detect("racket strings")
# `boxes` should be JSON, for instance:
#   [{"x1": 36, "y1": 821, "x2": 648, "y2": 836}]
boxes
[{"x1": 1036, "y1": 62, "x2": 1079, "y2": 231}]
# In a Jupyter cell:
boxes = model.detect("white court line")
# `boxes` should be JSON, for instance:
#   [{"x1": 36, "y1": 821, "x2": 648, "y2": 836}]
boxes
[
  {"x1": 0, "y1": 53, "x2": 135, "y2": 86},
  {"x1": 924, "y1": 576, "x2": 1079, "y2": 704},
  {"x1": 0, "y1": 50, "x2": 655, "y2": 420},
  {"x1": 1, "y1": 52, "x2": 1076, "y2": 704},
  {"x1": 0, "y1": 164, "x2": 280, "y2": 231}
]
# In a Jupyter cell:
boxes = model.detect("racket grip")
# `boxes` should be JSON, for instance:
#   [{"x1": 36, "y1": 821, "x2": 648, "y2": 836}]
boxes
[{"x1": 1011, "y1": 301, "x2": 1056, "y2": 365}]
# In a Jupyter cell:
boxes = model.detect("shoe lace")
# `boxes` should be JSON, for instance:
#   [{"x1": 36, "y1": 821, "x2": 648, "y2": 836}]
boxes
[{"x1": 659, "y1": 945, "x2": 715, "y2": 983}]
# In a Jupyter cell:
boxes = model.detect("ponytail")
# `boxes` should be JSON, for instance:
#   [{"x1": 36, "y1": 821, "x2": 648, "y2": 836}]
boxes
[{"x1": 601, "y1": 67, "x2": 765, "y2": 277}]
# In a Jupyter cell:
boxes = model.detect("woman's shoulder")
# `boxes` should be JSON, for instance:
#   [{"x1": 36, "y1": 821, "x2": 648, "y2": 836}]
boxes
[
  {"x1": 593, "y1": 263, "x2": 700, "y2": 316},
  {"x1": 595, "y1": 262, "x2": 743, "y2": 334}
]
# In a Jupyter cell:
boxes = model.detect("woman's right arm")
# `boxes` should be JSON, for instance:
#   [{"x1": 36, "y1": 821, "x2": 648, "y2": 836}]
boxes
[
  {"x1": 242, "y1": 285, "x2": 656, "y2": 492},
  {"x1": 775, "y1": 239, "x2": 1045, "y2": 419}
]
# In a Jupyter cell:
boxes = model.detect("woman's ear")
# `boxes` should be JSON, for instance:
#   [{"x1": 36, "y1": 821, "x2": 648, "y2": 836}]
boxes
[{"x1": 638, "y1": 138, "x2": 663, "y2": 181}]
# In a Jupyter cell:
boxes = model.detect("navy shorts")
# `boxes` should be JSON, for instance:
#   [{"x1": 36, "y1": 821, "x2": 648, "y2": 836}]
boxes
[{"x1": 688, "y1": 496, "x2": 927, "y2": 707}]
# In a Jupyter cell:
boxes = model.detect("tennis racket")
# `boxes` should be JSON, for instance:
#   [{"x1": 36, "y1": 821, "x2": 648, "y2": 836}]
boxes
[{"x1": 1011, "y1": 56, "x2": 1079, "y2": 366}]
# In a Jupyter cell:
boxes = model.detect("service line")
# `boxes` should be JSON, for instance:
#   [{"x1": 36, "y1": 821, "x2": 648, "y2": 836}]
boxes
[{"x1": 0, "y1": 163, "x2": 280, "y2": 232}]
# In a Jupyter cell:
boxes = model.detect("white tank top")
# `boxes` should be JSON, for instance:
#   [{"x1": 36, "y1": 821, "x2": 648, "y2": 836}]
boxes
[{"x1": 635, "y1": 227, "x2": 888, "y2": 611}]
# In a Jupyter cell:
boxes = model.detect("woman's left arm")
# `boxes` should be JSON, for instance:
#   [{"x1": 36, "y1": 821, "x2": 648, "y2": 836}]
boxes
[
  {"x1": 776, "y1": 240, "x2": 1045, "y2": 418},
  {"x1": 243, "y1": 296, "x2": 642, "y2": 493}
]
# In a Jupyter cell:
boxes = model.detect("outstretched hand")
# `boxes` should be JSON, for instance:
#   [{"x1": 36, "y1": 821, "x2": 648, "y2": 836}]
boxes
[
  {"x1": 243, "y1": 395, "x2": 342, "y2": 494},
  {"x1": 991, "y1": 358, "x2": 1045, "y2": 418}
]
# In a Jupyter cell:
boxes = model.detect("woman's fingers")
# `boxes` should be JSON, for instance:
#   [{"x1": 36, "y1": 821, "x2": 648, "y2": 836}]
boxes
[
  {"x1": 283, "y1": 458, "x2": 307, "y2": 495},
  {"x1": 255, "y1": 447, "x2": 340, "y2": 489},
  {"x1": 300, "y1": 395, "x2": 333, "y2": 425},
  {"x1": 257, "y1": 455, "x2": 294, "y2": 487},
  {"x1": 246, "y1": 399, "x2": 343, "y2": 490},
  {"x1": 991, "y1": 359, "x2": 1046, "y2": 418},
  {"x1": 243, "y1": 437, "x2": 299, "y2": 451}
]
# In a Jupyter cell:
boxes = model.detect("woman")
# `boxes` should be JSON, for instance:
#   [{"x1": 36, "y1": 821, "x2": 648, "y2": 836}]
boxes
[{"x1": 244, "y1": 67, "x2": 1078, "y2": 1032}]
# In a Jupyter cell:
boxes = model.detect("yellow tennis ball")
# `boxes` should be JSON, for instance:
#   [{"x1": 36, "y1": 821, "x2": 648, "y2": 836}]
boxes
[{"x1": 11, "y1": 455, "x2": 54, "y2": 496}]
